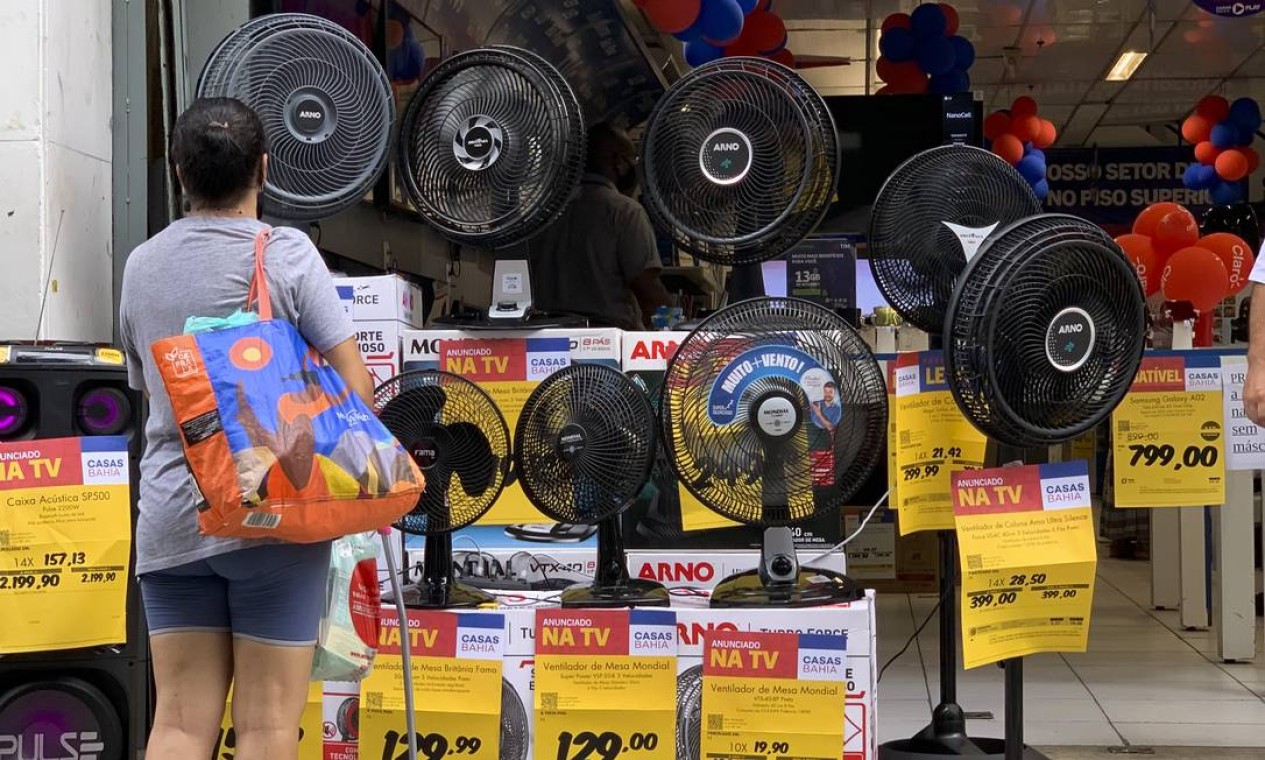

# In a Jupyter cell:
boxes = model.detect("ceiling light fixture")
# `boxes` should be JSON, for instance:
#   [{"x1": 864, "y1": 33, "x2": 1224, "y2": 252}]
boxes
[{"x1": 1105, "y1": 50, "x2": 1148, "y2": 82}]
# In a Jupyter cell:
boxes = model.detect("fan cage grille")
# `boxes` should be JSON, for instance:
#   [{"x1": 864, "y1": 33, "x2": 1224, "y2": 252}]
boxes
[
  {"x1": 640, "y1": 58, "x2": 839, "y2": 266},
  {"x1": 661, "y1": 298, "x2": 887, "y2": 527},
  {"x1": 944, "y1": 214, "x2": 1147, "y2": 447},
  {"x1": 197, "y1": 13, "x2": 394, "y2": 221},
  {"x1": 868, "y1": 145, "x2": 1042, "y2": 334},
  {"x1": 396, "y1": 46, "x2": 586, "y2": 249}
]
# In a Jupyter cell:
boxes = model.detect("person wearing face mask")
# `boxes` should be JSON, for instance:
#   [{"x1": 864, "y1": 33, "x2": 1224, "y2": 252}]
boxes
[{"x1": 528, "y1": 122, "x2": 670, "y2": 330}]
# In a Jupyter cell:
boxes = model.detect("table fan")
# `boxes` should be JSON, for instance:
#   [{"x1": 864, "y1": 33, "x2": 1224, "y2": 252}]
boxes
[
  {"x1": 514, "y1": 363, "x2": 664, "y2": 607},
  {"x1": 660, "y1": 297, "x2": 887, "y2": 607},
  {"x1": 196, "y1": 13, "x2": 394, "y2": 222},
  {"x1": 374, "y1": 370, "x2": 510, "y2": 608}
]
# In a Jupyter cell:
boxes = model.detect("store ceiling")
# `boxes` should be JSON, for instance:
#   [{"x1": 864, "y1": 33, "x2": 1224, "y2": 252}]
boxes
[{"x1": 700, "y1": 0, "x2": 1265, "y2": 146}]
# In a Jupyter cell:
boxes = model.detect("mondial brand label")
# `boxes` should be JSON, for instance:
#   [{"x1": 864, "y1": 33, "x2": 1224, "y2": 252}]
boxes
[
  {"x1": 707, "y1": 346, "x2": 824, "y2": 425},
  {"x1": 942, "y1": 220, "x2": 1000, "y2": 262}
]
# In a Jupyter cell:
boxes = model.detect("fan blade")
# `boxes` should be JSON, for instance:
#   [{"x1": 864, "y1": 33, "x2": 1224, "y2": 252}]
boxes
[{"x1": 446, "y1": 422, "x2": 500, "y2": 497}]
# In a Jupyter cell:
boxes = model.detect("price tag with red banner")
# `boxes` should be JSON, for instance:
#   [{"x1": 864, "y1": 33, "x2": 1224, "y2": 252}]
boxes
[
  {"x1": 700, "y1": 631, "x2": 847, "y2": 760},
  {"x1": 361, "y1": 609, "x2": 505, "y2": 760},
  {"x1": 952, "y1": 462, "x2": 1097, "y2": 669},
  {"x1": 1112, "y1": 352, "x2": 1225, "y2": 508},
  {"x1": 534, "y1": 609, "x2": 676, "y2": 760}
]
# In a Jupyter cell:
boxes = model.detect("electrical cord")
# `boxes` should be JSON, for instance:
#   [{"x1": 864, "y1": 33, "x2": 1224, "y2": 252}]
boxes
[
  {"x1": 805, "y1": 489, "x2": 890, "y2": 566},
  {"x1": 877, "y1": 585, "x2": 951, "y2": 683}
]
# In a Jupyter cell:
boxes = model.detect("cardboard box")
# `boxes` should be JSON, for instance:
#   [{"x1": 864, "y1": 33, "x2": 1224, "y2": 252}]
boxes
[
  {"x1": 621, "y1": 331, "x2": 843, "y2": 550},
  {"x1": 849, "y1": 513, "x2": 939, "y2": 595},
  {"x1": 335, "y1": 274, "x2": 423, "y2": 326},
  {"x1": 321, "y1": 681, "x2": 360, "y2": 760},
  {"x1": 401, "y1": 328, "x2": 621, "y2": 525},
  {"x1": 354, "y1": 320, "x2": 406, "y2": 388}
]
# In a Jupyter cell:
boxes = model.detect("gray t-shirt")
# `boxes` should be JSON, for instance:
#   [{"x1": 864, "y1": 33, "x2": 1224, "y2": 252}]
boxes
[
  {"x1": 528, "y1": 174, "x2": 660, "y2": 330},
  {"x1": 118, "y1": 216, "x2": 353, "y2": 576}
]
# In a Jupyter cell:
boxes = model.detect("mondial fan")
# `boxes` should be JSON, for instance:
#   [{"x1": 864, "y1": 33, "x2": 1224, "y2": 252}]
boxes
[
  {"x1": 660, "y1": 298, "x2": 886, "y2": 607},
  {"x1": 197, "y1": 13, "x2": 394, "y2": 221}
]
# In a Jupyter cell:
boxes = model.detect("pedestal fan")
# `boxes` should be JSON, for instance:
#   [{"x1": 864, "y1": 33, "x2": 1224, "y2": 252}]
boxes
[
  {"x1": 660, "y1": 297, "x2": 886, "y2": 607},
  {"x1": 515, "y1": 363, "x2": 664, "y2": 607}
]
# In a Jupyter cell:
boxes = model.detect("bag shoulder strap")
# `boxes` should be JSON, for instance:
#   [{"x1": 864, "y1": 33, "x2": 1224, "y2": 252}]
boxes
[{"x1": 245, "y1": 227, "x2": 274, "y2": 320}]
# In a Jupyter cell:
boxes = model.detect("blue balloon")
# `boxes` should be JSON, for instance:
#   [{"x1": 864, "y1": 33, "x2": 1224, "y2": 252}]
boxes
[
  {"x1": 1230, "y1": 97, "x2": 1262, "y2": 131},
  {"x1": 929, "y1": 69, "x2": 969, "y2": 94},
  {"x1": 917, "y1": 36, "x2": 956, "y2": 76},
  {"x1": 737, "y1": 0, "x2": 760, "y2": 12},
  {"x1": 1211, "y1": 121, "x2": 1239, "y2": 149},
  {"x1": 1028, "y1": 147, "x2": 1046, "y2": 162},
  {"x1": 1017, "y1": 155, "x2": 1047, "y2": 183},
  {"x1": 698, "y1": 0, "x2": 745, "y2": 45},
  {"x1": 674, "y1": 20, "x2": 706, "y2": 43},
  {"x1": 1240, "y1": 124, "x2": 1258, "y2": 146},
  {"x1": 685, "y1": 39, "x2": 725, "y2": 67},
  {"x1": 1023, "y1": 142, "x2": 1036, "y2": 156},
  {"x1": 1032, "y1": 178, "x2": 1050, "y2": 201},
  {"x1": 880, "y1": 27, "x2": 917, "y2": 63},
  {"x1": 910, "y1": 3, "x2": 947, "y2": 38},
  {"x1": 1211, "y1": 180, "x2": 1243, "y2": 205},
  {"x1": 948, "y1": 36, "x2": 975, "y2": 70},
  {"x1": 1195, "y1": 163, "x2": 1219, "y2": 190}
]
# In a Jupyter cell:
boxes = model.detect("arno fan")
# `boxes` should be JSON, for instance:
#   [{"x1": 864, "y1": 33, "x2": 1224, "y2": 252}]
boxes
[
  {"x1": 396, "y1": 46, "x2": 586, "y2": 326},
  {"x1": 515, "y1": 364, "x2": 664, "y2": 607},
  {"x1": 640, "y1": 57, "x2": 838, "y2": 267},
  {"x1": 661, "y1": 298, "x2": 886, "y2": 607},
  {"x1": 197, "y1": 13, "x2": 394, "y2": 221},
  {"x1": 375, "y1": 371, "x2": 510, "y2": 608}
]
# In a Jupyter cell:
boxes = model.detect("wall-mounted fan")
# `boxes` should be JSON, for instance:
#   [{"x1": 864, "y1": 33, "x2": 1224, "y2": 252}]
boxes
[
  {"x1": 196, "y1": 13, "x2": 394, "y2": 222},
  {"x1": 660, "y1": 297, "x2": 886, "y2": 607},
  {"x1": 639, "y1": 58, "x2": 839, "y2": 268},
  {"x1": 515, "y1": 364, "x2": 664, "y2": 607},
  {"x1": 375, "y1": 371, "x2": 510, "y2": 608},
  {"x1": 396, "y1": 46, "x2": 586, "y2": 326}
]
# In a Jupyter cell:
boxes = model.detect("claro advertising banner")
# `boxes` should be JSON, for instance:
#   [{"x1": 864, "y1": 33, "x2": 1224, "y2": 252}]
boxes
[{"x1": 1042, "y1": 146, "x2": 1222, "y2": 231}]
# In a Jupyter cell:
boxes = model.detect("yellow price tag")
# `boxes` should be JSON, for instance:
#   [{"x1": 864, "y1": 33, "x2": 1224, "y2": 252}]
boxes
[
  {"x1": 952, "y1": 462, "x2": 1097, "y2": 669},
  {"x1": 1112, "y1": 353, "x2": 1225, "y2": 508},
  {"x1": 217, "y1": 682, "x2": 323, "y2": 760},
  {"x1": 701, "y1": 631, "x2": 846, "y2": 760},
  {"x1": 534, "y1": 609, "x2": 676, "y2": 760},
  {"x1": 95, "y1": 347, "x2": 125, "y2": 365},
  {"x1": 892, "y1": 351, "x2": 987, "y2": 535},
  {"x1": 361, "y1": 609, "x2": 505, "y2": 760},
  {"x1": 0, "y1": 436, "x2": 132, "y2": 653}
]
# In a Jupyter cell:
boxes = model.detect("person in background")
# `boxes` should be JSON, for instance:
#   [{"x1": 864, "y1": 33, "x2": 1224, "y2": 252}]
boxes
[
  {"x1": 118, "y1": 98, "x2": 373, "y2": 760},
  {"x1": 1243, "y1": 239, "x2": 1265, "y2": 425},
  {"x1": 529, "y1": 122, "x2": 670, "y2": 329}
]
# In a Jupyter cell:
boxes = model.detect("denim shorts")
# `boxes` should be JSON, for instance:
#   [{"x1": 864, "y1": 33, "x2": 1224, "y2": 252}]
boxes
[{"x1": 139, "y1": 542, "x2": 331, "y2": 646}]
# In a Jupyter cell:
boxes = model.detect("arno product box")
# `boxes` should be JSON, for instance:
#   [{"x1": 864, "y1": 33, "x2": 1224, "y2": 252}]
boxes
[
  {"x1": 401, "y1": 328, "x2": 620, "y2": 530},
  {"x1": 620, "y1": 331, "x2": 843, "y2": 551}
]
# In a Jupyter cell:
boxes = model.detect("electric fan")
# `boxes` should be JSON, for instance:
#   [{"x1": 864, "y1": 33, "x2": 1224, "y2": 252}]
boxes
[
  {"x1": 676, "y1": 666, "x2": 703, "y2": 760},
  {"x1": 499, "y1": 678, "x2": 529, "y2": 760},
  {"x1": 640, "y1": 58, "x2": 838, "y2": 267},
  {"x1": 945, "y1": 214, "x2": 1147, "y2": 448},
  {"x1": 660, "y1": 297, "x2": 887, "y2": 607},
  {"x1": 396, "y1": 46, "x2": 586, "y2": 326},
  {"x1": 515, "y1": 363, "x2": 664, "y2": 607},
  {"x1": 375, "y1": 371, "x2": 510, "y2": 608},
  {"x1": 196, "y1": 13, "x2": 394, "y2": 222},
  {"x1": 868, "y1": 145, "x2": 1043, "y2": 335}
]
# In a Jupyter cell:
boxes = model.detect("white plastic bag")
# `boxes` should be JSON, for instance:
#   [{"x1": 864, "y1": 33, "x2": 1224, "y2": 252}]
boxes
[{"x1": 311, "y1": 531, "x2": 381, "y2": 682}]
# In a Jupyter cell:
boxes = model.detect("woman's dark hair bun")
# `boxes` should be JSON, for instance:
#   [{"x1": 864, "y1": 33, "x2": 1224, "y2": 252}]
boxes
[{"x1": 171, "y1": 97, "x2": 267, "y2": 208}]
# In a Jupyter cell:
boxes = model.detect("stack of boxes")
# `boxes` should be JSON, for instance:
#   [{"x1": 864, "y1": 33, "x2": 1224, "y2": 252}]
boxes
[{"x1": 335, "y1": 274, "x2": 426, "y2": 387}]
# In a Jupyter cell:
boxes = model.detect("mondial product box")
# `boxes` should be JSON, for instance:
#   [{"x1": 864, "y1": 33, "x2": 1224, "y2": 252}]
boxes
[
  {"x1": 621, "y1": 331, "x2": 844, "y2": 552},
  {"x1": 673, "y1": 593, "x2": 877, "y2": 760}
]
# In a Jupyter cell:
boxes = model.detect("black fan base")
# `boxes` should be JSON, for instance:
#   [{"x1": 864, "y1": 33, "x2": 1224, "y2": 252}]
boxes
[
  {"x1": 880, "y1": 737, "x2": 1048, "y2": 759},
  {"x1": 709, "y1": 567, "x2": 864, "y2": 608},
  {"x1": 561, "y1": 579, "x2": 671, "y2": 609},
  {"x1": 400, "y1": 580, "x2": 496, "y2": 609}
]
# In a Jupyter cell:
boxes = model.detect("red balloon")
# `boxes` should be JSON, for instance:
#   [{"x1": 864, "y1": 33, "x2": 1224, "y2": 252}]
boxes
[
  {"x1": 1194, "y1": 141, "x2": 1222, "y2": 165},
  {"x1": 992, "y1": 134, "x2": 1024, "y2": 165},
  {"x1": 643, "y1": 0, "x2": 702, "y2": 33},
  {"x1": 1033, "y1": 119, "x2": 1057, "y2": 149},
  {"x1": 1216, "y1": 148, "x2": 1249, "y2": 181},
  {"x1": 1162, "y1": 246, "x2": 1230, "y2": 312},
  {"x1": 724, "y1": 38, "x2": 761, "y2": 57},
  {"x1": 881, "y1": 12, "x2": 912, "y2": 31},
  {"x1": 1199, "y1": 232, "x2": 1257, "y2": 294},
  {"x1": 1133, "y1": 202, "x2": 1187, "y2": 238},
  {"x1": 1182, "y1": 114, "x2": 1213, "y2": 145},
  {"x1": 1011, "y1": 96, "x2": 1039, "y2": 118},
  {"x1": 877, "y1": 57, "x2": 922, "y2": 85},
  {"x1": 983, "y1": 112, "x2": 1012, "y2": 142},
  {"x1": 769, "y1": 48, "x2": 795, "y2": 67},
  {"x1": 1153, "y1": 210, "x2": 1201, "y2": 257},
  {"x1": 939, "y1": 3, "x2": 960, "y2": 35},
  {"x1": 1196, "y1": 95, "x2": 1231, "y2": 122},
  {"x1": 1012, "y1": 115, "x2": 1041, "y2": 143},
  {"x1": 743, "y1": 11, "x2": 786, "y2": 53},
  {"x1": 1246, "y1": 146, "x2": 1261, "y2": 174},
  {"x1": 1116, "y1": 234, "x2": 1161, "y2": 296}
]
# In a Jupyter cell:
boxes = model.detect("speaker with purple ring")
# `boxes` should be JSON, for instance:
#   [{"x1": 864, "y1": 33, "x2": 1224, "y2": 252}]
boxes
[{"x1": 0, "y1": 344, "x2": 149, "y2": 760}]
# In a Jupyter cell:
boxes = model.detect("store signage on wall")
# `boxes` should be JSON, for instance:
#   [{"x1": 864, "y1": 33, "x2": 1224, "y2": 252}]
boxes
[
  {"x1": 1193, "y1": 1, "x2": 1264, "y2": 17},
  {"x1": 1042, "y1": 146, "x2": 1213, "y2": 230},
  {"x1": 1219, "y1": 353, "x2": 1265, "y2": 470},
  {"x1": 951, "y1": 461, "x2": 1097, "y2": 669}
]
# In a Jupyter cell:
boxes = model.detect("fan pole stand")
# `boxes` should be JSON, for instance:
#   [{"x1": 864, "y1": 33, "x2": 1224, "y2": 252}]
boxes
[
  {"x1": 404, "y1": 532, "x2": 497, "y2": 609},
  {"x1": 561, "y1": 519, "x2": 669, "y2": 608}
]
